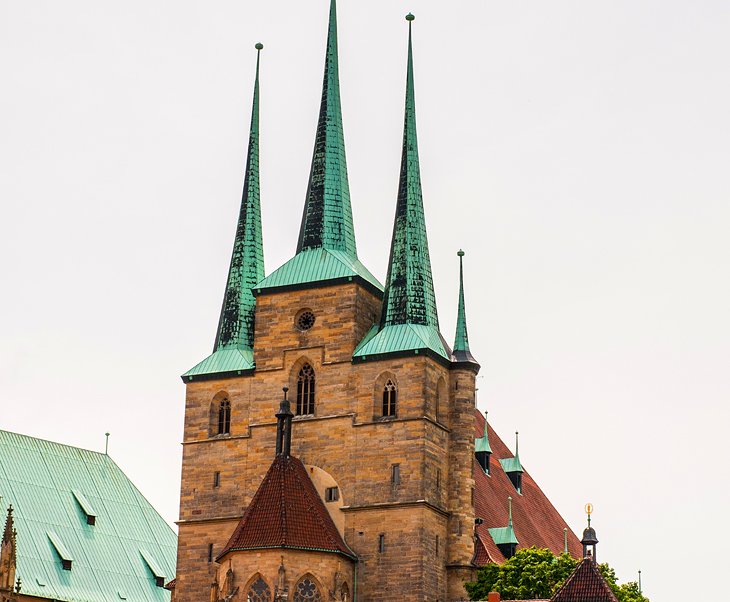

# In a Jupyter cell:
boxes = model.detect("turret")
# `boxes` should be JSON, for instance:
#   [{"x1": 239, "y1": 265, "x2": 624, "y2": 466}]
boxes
[
  {"x1": 453, "y1": 250, "x2": 479, "y2": 367},
  {"x1": 499, "y1": 431, "x2": 524, "y2": 494},
  {"x1": 488, "y1": 496, "x2": 519, "y2": 559},
  {"x1": 475, "y1": 410, "x2": 492, "y2": 474},
  {"x1": 581, "y1": 503, "x2": 599, "y2": 562},
  {"x1": 0, "y1": 505, "x2": 17, "y2": 594}
]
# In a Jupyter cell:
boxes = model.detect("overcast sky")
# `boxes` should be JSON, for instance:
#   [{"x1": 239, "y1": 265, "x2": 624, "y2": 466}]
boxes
[{"x1": 1, "y1": 2, "x2": 729, "y2": 600}]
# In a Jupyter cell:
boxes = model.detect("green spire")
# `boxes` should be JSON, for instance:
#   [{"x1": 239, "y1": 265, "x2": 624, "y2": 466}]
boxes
[
  {"x1": 453, "y1": 250, "x2": 479, "y2": 365},
  {"x1": 353, "y1": 13, "x2": 449, "y2": 364},
  {"x1": 297, "y1": 0, "x2": 357, "y2": 256},
  {"x1": 380, "y1": 13, "x2": 439, "y2": 329},
  {"x1": 215, "y1": 43, "x2": 265, "y2": 351},
  {"x1": 183, "y1": 44, "x2": 264, "y2": 381},
  {"x1": 488, "y1": 496, "x2": 519, "y2": 546}
]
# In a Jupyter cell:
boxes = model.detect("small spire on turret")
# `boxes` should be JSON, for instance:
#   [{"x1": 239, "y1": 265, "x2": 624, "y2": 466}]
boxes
[
  {"x1": 275, "y1": 387, "x2": 294, "y2": 458},
  {"x1": 581, "y1": 503, "x2": 599, "y2": 562},
  {"x1": 453, "y1": 250, "x2": 479, "y2": 366}
]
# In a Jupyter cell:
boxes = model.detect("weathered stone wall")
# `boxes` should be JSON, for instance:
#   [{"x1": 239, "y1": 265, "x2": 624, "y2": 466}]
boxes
[{"x1": 175, "y1": 282, "x2": 476, "y2": 601}]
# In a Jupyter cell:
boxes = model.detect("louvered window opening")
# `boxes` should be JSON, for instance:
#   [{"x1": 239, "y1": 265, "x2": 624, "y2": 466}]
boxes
[
  {"x1": 218, "y1": 399, "x2": 231, "y2": 435},
  {"x1": 382, "y1": 380, "x2": 397, "y2": 417},
  {"x1": 297, "y1": 364, "x2": 315, "y2": 415}
]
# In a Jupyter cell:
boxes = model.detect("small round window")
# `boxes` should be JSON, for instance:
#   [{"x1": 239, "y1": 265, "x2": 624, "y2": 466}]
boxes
[{"x1": 296, "y1": 310, "x2": 316, "y2": 331}]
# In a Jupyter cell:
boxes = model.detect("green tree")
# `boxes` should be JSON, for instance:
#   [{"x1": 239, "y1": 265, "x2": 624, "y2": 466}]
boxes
[{"x1": 464, "y1": 547, "x2": 649, "y2": 602}]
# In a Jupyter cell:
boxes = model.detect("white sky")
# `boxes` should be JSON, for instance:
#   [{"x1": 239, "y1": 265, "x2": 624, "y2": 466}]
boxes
[{"x1": 1, "y1": 2, "x2": 728, "y2": 600}]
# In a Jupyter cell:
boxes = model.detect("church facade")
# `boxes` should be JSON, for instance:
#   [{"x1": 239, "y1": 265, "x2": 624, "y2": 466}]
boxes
[{"x1": 174, "y1": 3, "x2": 580, "y2": 601}]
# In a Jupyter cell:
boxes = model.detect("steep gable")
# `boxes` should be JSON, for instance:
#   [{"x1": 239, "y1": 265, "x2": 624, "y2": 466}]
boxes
[{"x1": 552, "y1": 557, "x2": 619, "y2": 602}]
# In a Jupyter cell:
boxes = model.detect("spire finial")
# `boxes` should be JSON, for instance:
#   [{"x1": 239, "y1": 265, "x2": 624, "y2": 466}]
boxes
[
  {"x1": 406, "y1": 12, "x2": 415, "y2": 22},
  {"x1": 297, "y1": 0, "x2": 357, "y2": 256},
  {"x1": 563, "y1": 528, "x2": 568, "y2": 554},
  {"x1": 214, "y1": 43, "x2": 265, "y2": 353},
  {"x1": 507, "y1": 496, "x2": 513, "y2": 527},
  {"x1": 483, "y1": 410, "x2": 488, "y2": 437},
  {"x1": 276, "y1": 386, "x2": 294, "y2": 458},
  {"x1": 104, "y1": 432, "x2": 110, "y2": 455},
  {"x1": 515, "y1": 431, "x2": 519, "y2": 456}
]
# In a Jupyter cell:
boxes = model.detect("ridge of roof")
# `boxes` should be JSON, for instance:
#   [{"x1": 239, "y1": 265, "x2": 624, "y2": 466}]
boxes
[
  {"x1": 218, "y1": 455, "x2": 355, "y2": 561},
  {"x1": 0, "y1": 430, "x2": 177, "y2": 602},
  {"x1": 551, "y1": 557, "x2": 619, "y2": 602}
]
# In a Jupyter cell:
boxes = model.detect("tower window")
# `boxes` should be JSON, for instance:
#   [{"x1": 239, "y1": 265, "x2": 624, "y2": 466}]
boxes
[
  {"x1": 207, "y1": 543, "x2": 213, "y2": 563},
  {"x1": 436, "y1": 535, "x2": 439, "y2": 556},
  {"x1": 217, "y1": 399, "x2": 231, "y2": 435},
  {"x1": 378, "y1": 534, "x2": 385, "y2": 553},
  {"x1": 325, "y1": 486, "x2": 339, "y2": 502},
  {"x1": 391, "y1": 464, "x2": 400, "y2": 487},
  {"x1": 213, "y1": 471, "x2": 220, "y2": 488},
  {"x1": 296, "y1": 364, "x2": 315, "y2": 415},
  {"x1": 382, "y1": 379, "x2": 397, "y2": 417}
]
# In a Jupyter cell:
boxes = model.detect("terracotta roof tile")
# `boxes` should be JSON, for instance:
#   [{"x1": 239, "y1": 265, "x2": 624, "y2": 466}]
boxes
[
  {"x1": 551, "y1": 557, "x2": 619, "y2": 602},
  {"x1": 218, "y1": 454, "x2": 355, "y2": 560},
  {"x1": 473, "y1": 410, "x2": 583, "y2": 564}
]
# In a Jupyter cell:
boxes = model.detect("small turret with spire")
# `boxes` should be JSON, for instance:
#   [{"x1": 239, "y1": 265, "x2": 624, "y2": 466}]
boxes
[
  {"x1": 453, "y1": 250, "x2": 479, "y2": 367},
  {"x1": 183, "y1": 44, "x2": 265, "y2": 381},
  {"x1": 1, "y1": 505, "x2": 18, "y2": 595},
  {"x1": 581, "y1": 503, "x2": 599, "y2": 562}
]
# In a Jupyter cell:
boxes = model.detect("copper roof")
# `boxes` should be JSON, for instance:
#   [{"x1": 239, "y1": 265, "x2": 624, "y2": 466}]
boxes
[
  {"x1": 551, "y1": 557, "x2": 619, "y2": 602},
  {"x1": 473, "y1": 410, "x2": 583, "y2": 564},
  {"x1": 218, "y1": 454, "x2": 355, "y2": 560}
]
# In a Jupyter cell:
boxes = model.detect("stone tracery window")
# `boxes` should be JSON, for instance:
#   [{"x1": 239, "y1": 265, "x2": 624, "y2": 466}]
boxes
[
  {"x1": 296, "y1": 364, "x2": 315, "y2": 415},
  {"x1": 382, "y1": 379, "x2": 397, "y2": 417},
  {"x1": 218, "y1": 398, "x2": 231, "y2": 435},
  {"x1": 246, "y1": 576, "x2": 271, "y2": 602},
  {"x1": 293, "y1": 576, "x2": 322, "y2": 601}
]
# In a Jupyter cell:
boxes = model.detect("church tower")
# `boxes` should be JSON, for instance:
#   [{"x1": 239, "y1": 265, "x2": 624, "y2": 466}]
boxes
[{"x1": 175, "y1": 3, "x2": 581, "y2": 601}]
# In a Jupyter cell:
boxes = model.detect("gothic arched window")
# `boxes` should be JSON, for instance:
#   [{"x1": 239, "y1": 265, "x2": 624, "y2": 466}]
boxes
[
  {"x1": 296, "y1": 364, "x2": 315, "y2": 416},
  {"x1": 382, "y1": 380, "x2": 397, "y2": 417},
  {"x1": 293, "y1": 576, "x2": 322, "y2": 602},
  {"x1": 217, "y1": 398, "x2": 231, "y2": 435},
  {"x1": 246, "y1": 575, "x2": 271, "y2": 602}
]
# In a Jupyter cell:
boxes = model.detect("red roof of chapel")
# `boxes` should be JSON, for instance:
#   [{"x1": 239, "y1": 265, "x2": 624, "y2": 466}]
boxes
[
  {"x1": 218, "y1": 454, "x2": 355, "y2": 561},
  {"x1": 551, "y1": 557, "x2": 619, "y2": 602}
]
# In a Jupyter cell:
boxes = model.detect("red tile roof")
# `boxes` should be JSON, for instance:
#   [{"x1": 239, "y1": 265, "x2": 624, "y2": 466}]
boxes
[
  {"x1": 551, "y1": 558, "x2": 619, "y2": 602},
  {"x1": 473, "y1": 409, "x2": 583, "y2": 564},
  {"x1": 218, "y1": 454, "x2": 356, "y2": 560}
]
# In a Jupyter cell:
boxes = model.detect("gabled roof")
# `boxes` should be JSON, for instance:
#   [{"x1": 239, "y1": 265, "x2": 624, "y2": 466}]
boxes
[
  {"x1": 551, "y1": 557, "x2": 619, "y2": 602},
  {"x1": 0, "y1": 430, "x2": 176, "y2": 602},
  {"x1": 218, "y1": 454, "x2": 355, "y2": 561},
  {"x1": 473, "y1": 410, "x2": 582, "y2": 564}
]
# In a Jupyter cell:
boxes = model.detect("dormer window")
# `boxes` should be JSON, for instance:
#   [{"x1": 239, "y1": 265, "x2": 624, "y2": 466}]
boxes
[{"x1": 72, "y1": 489, "x2": 97, "y2": 525}]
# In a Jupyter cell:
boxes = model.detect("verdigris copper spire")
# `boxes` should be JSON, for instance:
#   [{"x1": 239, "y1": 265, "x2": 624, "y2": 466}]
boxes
[
  {"x1": 354, "y1": 14, "x2": 449, "y2": 363},
  {"x1": 255, "y1": 0, "x2": 381, "y2": 294},
  {"x1": 183, "y1": 44, "x2": 265, "y2": 382},
  {"x1": 297, "y1": 0, "x2": 356, "y2": 256},
  {"x1": 215, "y1": 43, "x2": 265, "y2": 351},
  {"x1": 453, "y1": 250, "x2": 478, "y2": 365},
  {"x1": 380, "y1": 14, "x2": 438, "y2": 329}
]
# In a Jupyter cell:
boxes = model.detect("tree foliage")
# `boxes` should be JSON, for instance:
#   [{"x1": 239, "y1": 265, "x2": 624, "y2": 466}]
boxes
[{"x1": 464, "y1": 547, "x2": 649, "y2": 602}]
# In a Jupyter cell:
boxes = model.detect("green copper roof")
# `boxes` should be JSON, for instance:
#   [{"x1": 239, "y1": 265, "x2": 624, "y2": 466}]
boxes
[
  {"x1": 297, "y1": 0, "x2": 357, "y2": 257},
  {"x1": 255, "y1": 248, "x2": 382, "y2": 294},
  {"x1": 353, "y1": 323, "x2": 450, "y2": 361},
  {"x1": 453, "y1": 250, "x2": 478, "y2": 365},
  {"x1": 499, "y1": 432, "x2": 524, "y2": 473},
  {"x1": 185, "y1": 45, "x2": 264, "y2": 380},
  {"x1": 353, "y1": 15, "x2": 446, "y2": 363},
  {"x1": 475, "y1": 411, "x2": 492, "y2": 454},
  {"x1": 488, "y1": 525, "x2": 519, "y2": 546},
  {"x1": 488, "y1": 496, "x2": 519, "y2": 546},
  {"x1": 183, "y1": 347, "x2": 254, "y2": 381},
  {"x1": 0, "y1": 430, "x2": 177, "y2": 602}
]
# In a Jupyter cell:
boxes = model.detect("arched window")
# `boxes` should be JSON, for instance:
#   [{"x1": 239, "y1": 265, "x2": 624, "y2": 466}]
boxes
[
  {"x1": 296, "y1": 364, "x2": 315, "y2": 415},
  {"x1": 217, "y1": 398, "x2": 231, "y2": 435},
  {"x1": 382, "y1": 380, "x2": 397, "y2": 417},
  {"x1": 246, "y1": 575, "x2": 271, "y2": 602},
  {"x1": 293, "y1": 575, "x2": 322, "y2": 602},
  {"x1": 339, "y1": 582, "x2": 350, "y2": 602}
]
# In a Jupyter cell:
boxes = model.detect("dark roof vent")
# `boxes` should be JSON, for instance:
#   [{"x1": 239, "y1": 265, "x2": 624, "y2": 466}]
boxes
[
  {"x1": 47, "y1": 531, "x2": 73, "y2": 570},
  {"x1": 72, "y1": 489, "x2": 97, "y2": 525},
  {"x1": 140, "y1": 549, "x2": 166, "y2": 588}
]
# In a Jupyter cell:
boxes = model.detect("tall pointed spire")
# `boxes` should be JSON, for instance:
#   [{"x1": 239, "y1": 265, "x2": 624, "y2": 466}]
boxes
[
  {"x1": 353, "y1": 13, "x2": 449, "y2": 363},
  {"x1": 380, "y1": 13, "x2": 439, "y2": 329},
  {"x1": 297, "y1": 0, "x2": 356, "y2": 256},
  {"x1": 215, "y1": 43, "x2": 265, "y2": 351},
  {"x1": 453, "y1": 250, "x2": 479, "y2": 365},
  {"x1": 183, "y1": 44, "x2": 265, "y2": 381}
]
